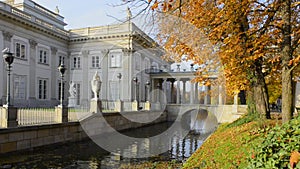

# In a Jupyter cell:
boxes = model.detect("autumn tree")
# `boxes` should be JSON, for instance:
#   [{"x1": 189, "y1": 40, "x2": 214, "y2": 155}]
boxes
[{"x1": 122, "y1": 0, "x2": 300, "y2": 122}]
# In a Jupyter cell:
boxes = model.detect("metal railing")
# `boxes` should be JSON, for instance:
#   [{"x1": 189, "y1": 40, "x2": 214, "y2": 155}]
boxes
[{"x1": 17, "y1": 108, "x2": 56, "y2": 126}]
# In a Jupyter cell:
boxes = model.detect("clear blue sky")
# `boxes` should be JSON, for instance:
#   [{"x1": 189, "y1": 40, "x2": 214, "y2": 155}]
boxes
[{"x1": 34, "y1": 0, "x2": 130, "y2": 29}]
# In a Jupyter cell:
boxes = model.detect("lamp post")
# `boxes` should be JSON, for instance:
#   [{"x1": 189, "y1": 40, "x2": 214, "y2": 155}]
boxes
[
  {"x1": 117, "y1": 73, "x2": 122, "y2": 100},
  {"x1": 58, "y1": 64, "x2": 66, "y2": 107},
  {"x1": 145, "y1": 80, "x2": 150, "y2": 102},
  {"x1": 3, "y1": 49, "x2": 14, "y2": 107},
  {"x1": 132, "y1": 77, "x2": 138, "y2": 101}
]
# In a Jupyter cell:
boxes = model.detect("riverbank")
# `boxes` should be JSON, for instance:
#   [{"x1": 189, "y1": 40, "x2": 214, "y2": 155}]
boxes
[
  {"x1": 122, "y1": 112, "x2": 299, "y2": 169},
  {"x1": 183, "y1": 113, "x2": 300, "y2": 168}
]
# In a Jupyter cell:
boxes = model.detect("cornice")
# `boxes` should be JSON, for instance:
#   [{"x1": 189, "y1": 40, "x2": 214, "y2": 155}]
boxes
[{"x1": 0, "y1": 8, "x2": 69, "y2": 41}]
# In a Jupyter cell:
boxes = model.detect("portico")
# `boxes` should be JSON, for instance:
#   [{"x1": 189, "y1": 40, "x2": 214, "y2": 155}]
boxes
[{"x1": 149, "y1": 71, "x2": 222, "y2": 105}]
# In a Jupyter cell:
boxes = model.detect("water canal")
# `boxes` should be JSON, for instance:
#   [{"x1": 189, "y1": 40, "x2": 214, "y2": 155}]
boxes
[{"x1": 0, "y1": 122, "x2": 212, "y2": 169}]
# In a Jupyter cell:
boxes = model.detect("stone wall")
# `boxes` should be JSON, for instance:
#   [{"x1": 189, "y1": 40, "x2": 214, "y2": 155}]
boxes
[
  {"x1": 0, "y1": 110, "x2": 167, "y2": 154},
  {"x1": 0, "y1": 122, "x2": 86, "y2": 154},
  {"x1": 166, "y1": 104, "x2": 248, "y2": 123}
]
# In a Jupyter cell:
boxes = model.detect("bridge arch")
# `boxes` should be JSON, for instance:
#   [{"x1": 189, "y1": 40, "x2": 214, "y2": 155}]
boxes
[{"x1": 180, "y1": 108, "x2": 218, "y2": 134}]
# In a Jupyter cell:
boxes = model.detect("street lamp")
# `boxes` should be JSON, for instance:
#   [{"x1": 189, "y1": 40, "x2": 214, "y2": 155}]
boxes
[
  {"x1": 58, "y1": 64, "x2": 66, "y2": 107},
  {"x1": 132, "y1": 77, "x2": 138, "y2": 101},
  {"x1": 3, "y1": 49, "x2": 14, "y2": 107},
  {"x1": 117, "y1": 73, "x2": 122, "y2": 100},
  {"x1": 145, "y1": 80, "x2": 150, "y2": 102}
]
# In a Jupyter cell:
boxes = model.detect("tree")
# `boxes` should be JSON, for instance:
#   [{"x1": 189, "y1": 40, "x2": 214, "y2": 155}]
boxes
[
  {"x1": 123, "y1": 0, "x2": 300, "y2": 122},
  {"x1": 278, "y1": 0, "x2": 300, "y2": 122}
]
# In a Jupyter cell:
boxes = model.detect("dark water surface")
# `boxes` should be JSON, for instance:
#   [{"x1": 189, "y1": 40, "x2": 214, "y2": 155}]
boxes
[{"x1": 0, "y1": 122, "x2": 211, "y2": 169}]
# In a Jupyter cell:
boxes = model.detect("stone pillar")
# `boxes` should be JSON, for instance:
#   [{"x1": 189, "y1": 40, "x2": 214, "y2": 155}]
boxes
[
  {"x1": 170, "y1": 80, "x2": 175, "y2": 103},
  {"x1": 207, "y1": 85, "x2": 211, "y2": 104},
  {"x1": 182, "y1": 80, "x2": 186, "y2": 104},
  {"x1": 2, "y1": 31, "x2": 13, "y2": 104},
  {"x1": 50, "y1": 46, "x2": 57, "y2": 105},
  {"x1": 156, "y1": 81, "x2": 160, "y2": 103},
  {"x1": 90, "y1": 99, "x2": 102, "y2": 113},
  {"x1": 55, "y1": 106, "x2": 68, "y2": 123},
  {"x1": 114, "y1": 100, "x2": 123, "y2": 112},
  {"x1": 163, "y1": 78, "x2": 168, "y2": 103},
  {"x1": 176, "y1": 79, "x2": 181, "y2": 104},
  {"x1": 234, "y1": 93, "x2": 239, "y2": 105},
  {"x1": 190, "y1": 82, "x2": 195, "y2": 104},
  {"x1": 151, "y1": 79, "x2": 155, "y2": 102},
  {"x1": 204, "y1": 86, "x2": 208, "y2": 105},
  {"x1": 132, "y1": 100, "x2": 138, "y2": 111},
  {"x1": 0, "y1": 107, "x2": 17, "y2": 128},
  {"x1": 218, "y1": 86, "x2": 223, "y2": 105},
  {"x1": 195, "y1": 82, "x2": 199, "y2": 104},
  {"x1": 82, "y1": 50, "x2": 89, "y2": 103}
]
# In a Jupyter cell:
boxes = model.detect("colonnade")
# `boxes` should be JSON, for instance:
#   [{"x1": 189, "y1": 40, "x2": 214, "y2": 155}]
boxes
[{"x1": 149, "y1": 78, "x2": 225, "y2": 105}]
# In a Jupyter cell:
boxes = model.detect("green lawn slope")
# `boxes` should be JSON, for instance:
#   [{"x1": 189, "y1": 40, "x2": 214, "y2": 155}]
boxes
[{"x1": 183, "y1": 114, "x2": 300, "y2": 169}]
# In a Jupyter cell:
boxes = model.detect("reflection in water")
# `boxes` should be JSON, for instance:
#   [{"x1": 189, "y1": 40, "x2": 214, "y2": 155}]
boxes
[{"x1": 0, "y1": 122, "x2": 211, "y2": 169}]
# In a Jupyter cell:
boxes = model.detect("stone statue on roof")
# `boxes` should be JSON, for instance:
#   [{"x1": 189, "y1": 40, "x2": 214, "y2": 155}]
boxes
[{"x1": 127, "y1": 7, "x2": 132, "y2": 20}]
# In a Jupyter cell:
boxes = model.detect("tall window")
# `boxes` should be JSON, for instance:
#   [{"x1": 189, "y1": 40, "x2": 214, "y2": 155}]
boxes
[
  {"x1": 110, "y1": 53, "x2": 121, "y2": 68},
  {"x1": 38, "y1": 49, "x2": 48, "y2": 64},
  {"x1": 15, "y1": 42, "x2": 26, "y2": 59},
  {"x1": 14, "y1": 75, "x2": 26, "y2": 99},
  {"x1": 73, "y1": 56, "x2": 81, "y2": 69},
  {"x1": 92, "y1": 56, "x2": 100, "y2": 68},
  {"x1": 38, "y1": 79, "x2": 47, "y2": 99},
  {"x1": 58, "y1": 81, "x2": 65, "y2": 100},
  {"x1": 58, "y1": 56, "x2": 65, "y2": 66}
]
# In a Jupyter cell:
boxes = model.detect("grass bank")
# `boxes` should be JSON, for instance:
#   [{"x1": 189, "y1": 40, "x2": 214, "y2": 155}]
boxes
[{"x1": 183, "y1": 113, "x2": 300, "y2": 169}]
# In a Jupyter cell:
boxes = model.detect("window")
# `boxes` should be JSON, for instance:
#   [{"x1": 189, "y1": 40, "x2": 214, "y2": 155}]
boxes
[
  {"x1": 58, "y1": 81, "x2": 66, "y2": 100},
  {"x1": 14, "y1": 75, "x2": 26, "y2": 99},
  {"x1": 72, "y1": 56, "x2": 81, "y2": 69},
  {"x1": 38, "y1": 79, "x2": 47, "y2": 99},
  {"x1": 38, "y1": 49, "x2": 48, "y2": 64},
  {"x1": 58, "y1": 56, "x2": 65, "y2": 66},
  {"x1": 15, "y1": 42, "x2": 26, "y2": 59},
  {"x1": 92, "y1": 56, "x2": 100, "y2": 68},
  {"x1": 110, "y1": 53, "x2": 121, "y2": 68}
]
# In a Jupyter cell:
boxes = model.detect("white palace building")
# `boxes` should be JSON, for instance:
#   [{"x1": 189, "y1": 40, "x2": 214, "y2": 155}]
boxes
[{"x1": 0, "y1": 0, "x2": 170, "y2": 108}]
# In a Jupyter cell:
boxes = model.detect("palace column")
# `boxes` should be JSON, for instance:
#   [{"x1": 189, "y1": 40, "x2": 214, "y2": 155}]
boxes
[
  {"x1": 81, "y1": 50, "x2": 89, "y2": 103},
  {"x1": 182, "y1": 80, "x2": 186, "y2": 104},
  {"x1": 50, "y1": 46, "x2": 57, "y2": 106},
  {"x1": 170, "y1": 79, "x2": 175, "y2": 103},
  {"x1": 190, "y1": 81, "x2": 195, "y2": 104},
  {"x1": 163, "y1": 78, "x2": 168, "y2": 104},
  {"x1": 176, "y1": 79, "x2": 181, "y2": 104},
  {"x1": 151, "y1": 78, "x2": 156, "y2": 102},
  {"x1": 156, "y1": 80, "x2": 161, "y2": 103},
  {"x1": 195, "y1": 82, "x2": 199, "y2": 104},
  {"x1": 203, "y1": 86, "x2": 208, "y2": 105},
  {"x1": 218, "y1": 85, "x2": 223, "y2": 105}
]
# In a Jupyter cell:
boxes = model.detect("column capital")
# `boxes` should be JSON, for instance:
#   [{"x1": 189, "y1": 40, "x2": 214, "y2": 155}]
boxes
[
  {"x1": 29, "y1": 39, "x2": 37, "y2": 49},
  {"x1": 50, "y1": 46, "x2": 57, "y2": 54},
  {"x1": 82, "y1": 50, "x2": 89, "y2": 57},
  {"x1": 3, "y1": 31, "x2": 13, "y2": 42}
]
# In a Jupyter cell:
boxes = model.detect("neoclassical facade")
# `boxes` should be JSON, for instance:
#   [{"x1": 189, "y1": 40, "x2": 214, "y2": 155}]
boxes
[{"x1": 0, "y1": 0, "x2": 169, "y2": 108}]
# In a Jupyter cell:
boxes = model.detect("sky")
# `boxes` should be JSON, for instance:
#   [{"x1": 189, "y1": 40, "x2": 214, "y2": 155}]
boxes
[{"x1": 33, "y1": 0, "x2": 131, "y2": 29}]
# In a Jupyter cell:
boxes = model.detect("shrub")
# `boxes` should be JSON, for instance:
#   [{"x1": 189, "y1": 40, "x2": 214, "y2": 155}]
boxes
[{"x1": 247, "y1": 115, "x2": 300, "y2": 169}]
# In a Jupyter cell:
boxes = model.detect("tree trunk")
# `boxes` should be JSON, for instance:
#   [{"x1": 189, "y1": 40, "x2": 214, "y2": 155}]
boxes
[
  {"x1": 281, "y1": 0, "x2": 293, "y2": 123},
  {"x1": 247, "y1": 89, "x2": 256, "y2": 114},
  {"x1": 253, "y1": 83, "x2": 269, "y2": 120}
]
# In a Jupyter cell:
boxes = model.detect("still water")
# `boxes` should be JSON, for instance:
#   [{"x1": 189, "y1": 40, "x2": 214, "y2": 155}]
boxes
[{"x1": 0, "y1": 122, "x2": 211, "y2": 169}]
